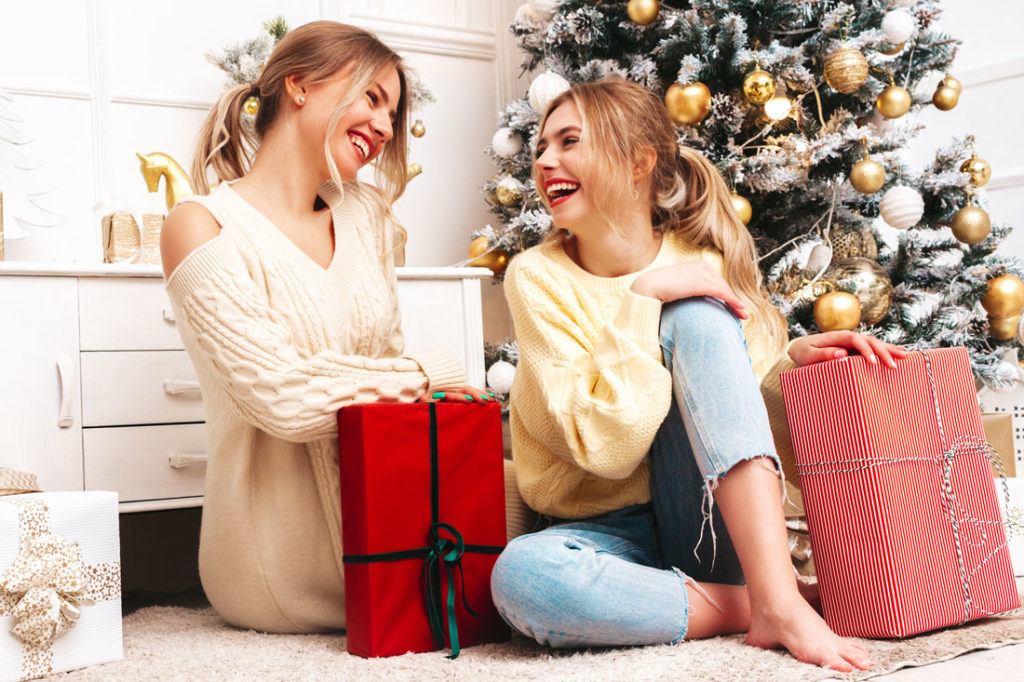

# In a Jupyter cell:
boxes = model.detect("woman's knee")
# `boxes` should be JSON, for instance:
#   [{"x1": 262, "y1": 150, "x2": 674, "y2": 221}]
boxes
[{"x1": 659, "y1": 297, "x2": 742, "y2": 346}]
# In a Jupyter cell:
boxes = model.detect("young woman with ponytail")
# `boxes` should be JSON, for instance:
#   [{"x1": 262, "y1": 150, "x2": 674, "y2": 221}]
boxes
[
  {"x1": 492, "y1": 78, "x2": 903, "y2": 670},
  {"x1": 159, "y1": 21, "x2": 488, "y2": 633}
]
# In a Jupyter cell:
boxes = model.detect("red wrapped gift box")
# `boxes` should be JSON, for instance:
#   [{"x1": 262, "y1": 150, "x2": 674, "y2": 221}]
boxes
[
  {"x1": 339, "y1": 402, "x2": 510, "y2": 658},
  {"x1": 780, "y1": 347, "x2": 1019, "y2": 638}
]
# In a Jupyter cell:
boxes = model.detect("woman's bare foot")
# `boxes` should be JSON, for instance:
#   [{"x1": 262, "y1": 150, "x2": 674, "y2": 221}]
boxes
[
  {"x1": 796, "y1": 577, "x2": 821, "y2": 614},
  {"x1": 746, "y1": 592, "x2": 871, "y2": 671}
]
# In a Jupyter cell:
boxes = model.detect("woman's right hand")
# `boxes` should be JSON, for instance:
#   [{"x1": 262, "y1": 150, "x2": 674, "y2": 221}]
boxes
[
  {"x1": 418, "y1": 385, "x2": 497, "y2": 405},
  {"x1": 631, "y1": 262, "x2": 748, "y2": 319}
]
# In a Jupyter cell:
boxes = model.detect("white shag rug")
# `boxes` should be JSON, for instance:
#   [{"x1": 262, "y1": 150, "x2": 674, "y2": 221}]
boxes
[{"x1": 55, "y1": 601, "x2": 1024, "y2": 681}]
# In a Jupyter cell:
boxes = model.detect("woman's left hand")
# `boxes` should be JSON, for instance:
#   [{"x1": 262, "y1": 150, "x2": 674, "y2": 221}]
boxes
[
  {"x1": 419, "y1": 385, "x2": 497, "y2": 404},
  {"x1": 788, "y1": 331, "x2": 907, "y2": 369}
]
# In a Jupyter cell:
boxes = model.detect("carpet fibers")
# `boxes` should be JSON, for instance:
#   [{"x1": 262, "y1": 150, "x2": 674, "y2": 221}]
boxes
[{"x1": 58, "y1": 602, "x2": 1024, "y2": 681}]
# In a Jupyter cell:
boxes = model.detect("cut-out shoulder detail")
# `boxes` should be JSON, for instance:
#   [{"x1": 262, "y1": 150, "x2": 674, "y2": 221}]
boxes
[{"x1": 160, "y1": 200, "x2": 223, "y2": 279}]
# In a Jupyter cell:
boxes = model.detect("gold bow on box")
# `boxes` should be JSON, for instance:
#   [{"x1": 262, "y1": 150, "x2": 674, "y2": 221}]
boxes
[{"x1": 101, "y1": 212, "x2": 164, "y2": 265}]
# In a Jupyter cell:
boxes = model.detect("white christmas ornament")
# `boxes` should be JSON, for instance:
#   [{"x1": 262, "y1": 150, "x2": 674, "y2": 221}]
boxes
[
  {"x1": 528, "y1": 70, "x2": 571, "y2": 114},
  {"x1": 487, "y1": 360, "x2": 517, "y2": 394},
  {"x1": 805, "y1": 243, "x2": 833, "y2": 276},
  {"x1": 882, "y1": 10, "x2": 917, "y2": 44},
  {"x1": 889, "y1": 0, "x2": 916, "y2": 7},
  {"x1": 491, "y1": 127, "x2": 523, "y2": 158},
  {"x1": 879, "y1": 186, "x2": 924, "y2": 230},
  {"x1": 529, "y1": 0, "x2": 557, "y2": 21}
]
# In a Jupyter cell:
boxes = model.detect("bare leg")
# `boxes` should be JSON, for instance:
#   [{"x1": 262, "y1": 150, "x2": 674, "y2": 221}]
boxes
[{"x1": 714, "y1": 459, "x2": 871, "y2": 671}]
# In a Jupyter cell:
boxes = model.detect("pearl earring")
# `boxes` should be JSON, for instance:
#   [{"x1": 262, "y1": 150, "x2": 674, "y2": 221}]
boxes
[{"x1": 298, "y1": 95, "x2": 306, "y2": 104}]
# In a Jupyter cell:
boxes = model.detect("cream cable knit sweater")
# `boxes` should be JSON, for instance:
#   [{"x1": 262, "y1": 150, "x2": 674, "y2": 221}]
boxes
[
  {"x1": 505, "y1": 232, "x2": 796, "y2": 520},
  {"x1": 165, "y1": 181, "x2": 465, "y2": 633}
]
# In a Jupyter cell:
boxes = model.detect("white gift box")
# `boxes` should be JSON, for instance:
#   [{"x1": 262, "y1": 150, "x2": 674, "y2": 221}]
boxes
[{"x1": 0, "y1": 491, "x2": 122, "y2": 681}]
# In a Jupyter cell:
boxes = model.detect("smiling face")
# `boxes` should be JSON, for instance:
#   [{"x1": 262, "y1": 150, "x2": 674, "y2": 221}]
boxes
[{"x1": 534, "y1": 99, "x2": 600, "y2": 231}]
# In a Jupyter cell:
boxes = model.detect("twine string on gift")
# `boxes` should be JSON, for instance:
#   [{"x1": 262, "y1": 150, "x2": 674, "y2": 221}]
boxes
[
  {"x1": 342, "y1": 403, "x2": 503, "y2": 659},
  {"x1": 795, "y1": 350, "x2": 1017, "y2": 625}
]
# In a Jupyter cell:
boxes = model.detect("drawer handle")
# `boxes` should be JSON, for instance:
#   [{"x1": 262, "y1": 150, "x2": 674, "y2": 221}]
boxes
[
  {"x1": 163, "y1": 307, "x2": 176, "y2": 323},
  {"x1": 164, "y1": 379, "x2": 201, "y2": 395},
  {"x1": 55, "y1": 355, "x2": 75, "y2": 429},
  {"x1": 168, "y1": 453, "x2": 208, "y2": 469}
]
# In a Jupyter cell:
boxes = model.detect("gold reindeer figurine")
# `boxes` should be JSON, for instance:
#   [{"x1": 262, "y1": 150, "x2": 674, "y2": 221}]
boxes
[{"x1": 137, "y1": 152, "x2": 193, "y2": 211}]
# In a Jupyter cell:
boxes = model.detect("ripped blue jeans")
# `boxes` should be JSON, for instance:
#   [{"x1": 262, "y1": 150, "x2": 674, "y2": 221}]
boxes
[{"x1": 490, "y1": 297, "x2": 781, "y2": 647}]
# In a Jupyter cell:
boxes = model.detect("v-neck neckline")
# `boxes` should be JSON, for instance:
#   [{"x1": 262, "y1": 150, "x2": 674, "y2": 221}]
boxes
[{"x1": 222, "y1": 180, "x2": 343, "y2": 274}]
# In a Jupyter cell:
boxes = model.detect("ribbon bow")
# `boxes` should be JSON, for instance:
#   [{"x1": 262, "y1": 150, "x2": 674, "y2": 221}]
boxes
[
  {"x1": 1, "y1": 531, "x2": 92, "y2": 646},
  {"x1": 422, "y1": 522, "x2": 481, "y2": 659}
]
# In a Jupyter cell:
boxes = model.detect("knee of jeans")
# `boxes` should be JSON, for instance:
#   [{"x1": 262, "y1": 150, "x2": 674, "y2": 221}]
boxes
[{"x1": 659, "y1": 297, "x2": 741, "y2": 347}]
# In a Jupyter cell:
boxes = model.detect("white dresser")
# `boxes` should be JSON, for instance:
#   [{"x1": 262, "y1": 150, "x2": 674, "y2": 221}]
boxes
[{"x1": 0, "y1": 263, "x2": 490, "y2": 512}]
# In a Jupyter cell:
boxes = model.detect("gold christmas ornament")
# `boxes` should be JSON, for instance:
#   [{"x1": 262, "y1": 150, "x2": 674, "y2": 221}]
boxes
[
  {"x1": 243, "y1": 96, "x2": 259, "y2": 116},
  {"x1": 849, "y1": 153, "x2": 886, "y2": 194},
  {"x1": 411, "y1": 119, "x2": 426, "y2": 138},
  {"x1": 824, "y1": 258, "x2": 894, "y2": 326},
  {"x1": 960, "y1": 152, "x2": 992, "y2": 188},
  {"x1": 730, "y1": 192, "x2": 752, "y2": 225},
  {"x1": 944, "y1": 74, "x2": 963, "y2": 94},
  {"x1": 932, "y1": 83, "x2": 959, "y2": 111},
  {"x1": 830, "y1": 226, "x2": 878, "y2": 261},
  {"x1": 406, "y1": 162, "x2": 423, "y2": 180},
  {"x1": 665, "y1": 83, "x2": 712, "y2": 126},
  {"x1": 495, "y1": 177, "x2": 524, "y2": 206},
  {"x1": 989, "y1": 315, "x2": 1021, "y2": 340},
  {"x1": 950, "y1": 205, "x2": 991, "y2": 245},
  {"x1": 627, "y1": 0, "x2": 660, "y2": 25},
  {"x1": 982, "y1": 274, "x2": 1024, "y2": 319},
  {"x1": 470, "y1": 247, "x2": 510, "y2": 276},
  {"x1": 468, "y1": 235, "x2": 490, "y2": 259},
  {"x1": 764, "y1": 94, "x2": 793, "y2": 121},
  {"x1": 879, "y1": 41, "x2": 906, "y2": 56},
  {"x1": 743, "y1": 68, "x2": 776, "y2": 105},
  {"x1": 823, "y1": 47, "x2": 870, "y2": 94},
  {"x1": 876, "y1": 84, "x2": 912, "y2": 118},
  {"x1": 815, "y1": 291, "x2": 862, "y2": 332}
]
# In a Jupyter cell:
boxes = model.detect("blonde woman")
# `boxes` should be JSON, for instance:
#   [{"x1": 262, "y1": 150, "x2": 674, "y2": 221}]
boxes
[
  {"x1": 492, "y1": 78, "x2": 903, "y2": 670},
  {"x1": 160, "y1": 21, "x2": 489, "y2": 633}
]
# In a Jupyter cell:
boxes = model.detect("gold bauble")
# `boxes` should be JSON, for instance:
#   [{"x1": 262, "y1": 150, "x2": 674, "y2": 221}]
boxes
[
  {"x1": 982, "y1": 274, "x2": 1024, "y2": 318},
  {"x1": 470, "y1": 248, "x2": 509, "y2": 276},
  {"x1": 742, "y1": 69, "x2": 776, "y2": 105},
  {"x1": 879, "y1": 41, "x2": 906, "y2": 56},
  {"x1": 849, "y1": 156, "x2": 886, "y2": 194},
  {"x1": 960, "y1": 154, "x2": 992, "y2": 188},
  {"x1": 730, "y1": 192, "x2": 752, "y2": 225},
  {"x1": 468, "y1": 235, "x2": 490, "y2": 259},
  {"x1": 932, "y1": 84, "x2": 959, "y2": 111},
  {"x1": 495, "y1": 178, "x2": 524, "y2": 206},
  {"x1": 944, "y1": 75, "x2": 963, "y2": 94},
  {"x1": 823, "y1": 47, "x2": 869, "y2": 94},
  {"x1": 989, "y1": 315, "x2": 1021, "y2": 340},
  {"x1": 243, "y1": 96, "x2": 259, "y2": 116},
  {"x1": 950, "y1": 205, "x2": 991, "y2": 244},
  {"x1": 627, "y1": 0, "x2": 660, "y2": 25},
  {"x1": 406, "y1": 162, "x2": 423, "y2": 180},
  {"x1": 665, "y1": 83, "x2": 712, "y2": 125},
  {"x1": 876, "y1": 84, "x2": 912, "y2": 118},
  {"x1": 830, "y1": 226, "x2": 878, "y2": 261},
  {"x1": 823, "y1": 258, "x2": 894, "y2": 326},
  {"x1": 411, "y1": 119, "x2": 426, "y2": 138},
  {"x1": 814, "y1": 291, "x2": 862, "y2": 332}
]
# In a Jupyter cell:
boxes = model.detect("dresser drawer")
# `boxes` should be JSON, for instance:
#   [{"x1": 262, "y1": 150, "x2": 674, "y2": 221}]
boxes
[
  {"x1": 79, "y1": 277, "x2": 183, "y2": 351},
  {"x1": 81, "y1": 350, "x2": 204, "y2": 426},
  {"x1": 84, "y1": 423, "x2": 207, "y2": 502}
]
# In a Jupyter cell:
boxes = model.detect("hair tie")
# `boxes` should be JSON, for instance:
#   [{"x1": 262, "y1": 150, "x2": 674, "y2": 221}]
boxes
[{"x1": 243, "y1": 84, "x2": 260, "y2": 117}]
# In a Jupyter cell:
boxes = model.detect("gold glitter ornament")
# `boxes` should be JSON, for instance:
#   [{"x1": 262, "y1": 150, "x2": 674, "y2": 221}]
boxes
[
  {"x1": 960, "y1": 152, "x2": 992, "y2": 188},
  {"x1": 243, "y1": 96, "x2": 259, "y2": 116},
  {"x1": 950, "y1": 205, "x2": 991, "y2": 245},
  {"x1": 730, "y1": 192, "x2": 752, "y2": 225},
  {"x1": 982, "y1": 274, "x2": 1024, "y2": 318},
  {"x1": 410, "y1": 119, "x2": 426, "y2": 138},
  {"x1": 495, "y1": 177, "x2": 524, "y2": 206},
  {"x1": 815, "y1": 291, "x2": 862, "y2": 332},
  {"x1": 830, "y1": 226, "x2": 878, "y2": 261},
  {"x1": 743, "y1": 68, "x2": 776, "y2": 105},
  {"x1": 876, "y1": 84, "x2": 912, "y2": 118},
  {"x1": 849, "y1": 153, "x2": 886, "y2": 194},
  {"x1": 627, "y1": 0, "x2": 660, "y2": 25},
  {"x1": 824, "y1": 47, "x2": 869, "y2": 94},
  {"x1": 823, "y1": 258, "x2": 894, "y2": 326},
  {"x1": 665, "y1": 83, "x2": 712, "y2": 125}
]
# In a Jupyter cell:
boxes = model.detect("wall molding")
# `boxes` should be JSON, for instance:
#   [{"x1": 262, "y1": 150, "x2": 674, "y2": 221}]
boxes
[
  {"x1": 959, "y1": 57, "x2": 1024, "y2": 88},
  {"x1": 989, "y1": 166, "x2": 1024, "y2": 191},
  {"x1": 348, "y1": 13, "x2": 497, "y2": 60}
]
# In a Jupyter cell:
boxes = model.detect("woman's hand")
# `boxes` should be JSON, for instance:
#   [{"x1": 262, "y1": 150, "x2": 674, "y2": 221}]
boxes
[
  {"x1": 789, "y1": 332, "x2": 907, "y2": 369},
  {"x1": 631, "y1": 262, "x2": 748, "y2": 319},
  {"x1": 418, "y1": 385, "x2": 497, "y2": 405}
]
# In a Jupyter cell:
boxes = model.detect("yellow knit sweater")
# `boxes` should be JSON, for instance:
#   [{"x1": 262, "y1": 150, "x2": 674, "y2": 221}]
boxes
[{"x1": 504, "y1": 232, "x2": 796, "y2": 520}]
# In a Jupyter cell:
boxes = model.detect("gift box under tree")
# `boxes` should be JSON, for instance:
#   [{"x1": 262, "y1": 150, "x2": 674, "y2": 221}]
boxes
[
  {"x1": 780, "y1": 347, "x2": 1019, "y2": 638},
  {"x1": 339, "y1": 402, "x2": 509, "y2": 658},
  {"x1": 0, "y1": 476, "x2": 122, "y2": 681}
]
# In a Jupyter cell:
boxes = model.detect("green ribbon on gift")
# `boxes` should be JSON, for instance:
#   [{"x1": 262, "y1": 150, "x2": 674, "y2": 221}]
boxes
[{"x1": 343, "y1": 403, "x2": 503, "y2": 658}]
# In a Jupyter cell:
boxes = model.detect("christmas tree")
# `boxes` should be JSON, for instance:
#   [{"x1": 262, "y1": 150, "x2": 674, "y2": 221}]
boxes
[{"x1": 477, "y1": 0, "x2": 1024, "y2": 388}]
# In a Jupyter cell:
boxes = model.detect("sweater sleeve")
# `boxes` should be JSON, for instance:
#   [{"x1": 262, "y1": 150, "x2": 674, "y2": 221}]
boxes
[
  {"x1": 505, "y1": 257, "x2": 672, "y2": 480},
  {"x1": 166, "y1": 236, "x2": 460, "y2": 443}
]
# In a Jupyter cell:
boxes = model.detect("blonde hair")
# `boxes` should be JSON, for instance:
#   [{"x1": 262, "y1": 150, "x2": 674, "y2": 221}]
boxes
[
  {"x1": 191, "y1": 21, "x2": 410, "y2": 254},
  {"x1": 535, "y1": 77, "x2": 787, "y2": 351}
]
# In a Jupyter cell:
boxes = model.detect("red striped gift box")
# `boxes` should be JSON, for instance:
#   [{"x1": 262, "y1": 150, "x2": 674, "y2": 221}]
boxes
[{"x1": 780, "y1": 347, "x2": 1019, "y2": 638}]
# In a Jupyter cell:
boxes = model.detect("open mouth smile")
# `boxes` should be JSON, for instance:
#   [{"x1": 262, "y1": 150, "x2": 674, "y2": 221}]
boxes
[
  {"x1": 349, "y1": 132, "x2": 372, "y2": 161},
  {"x1": 545, "y1": 180, "x2": 580, "y2": 207}
]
